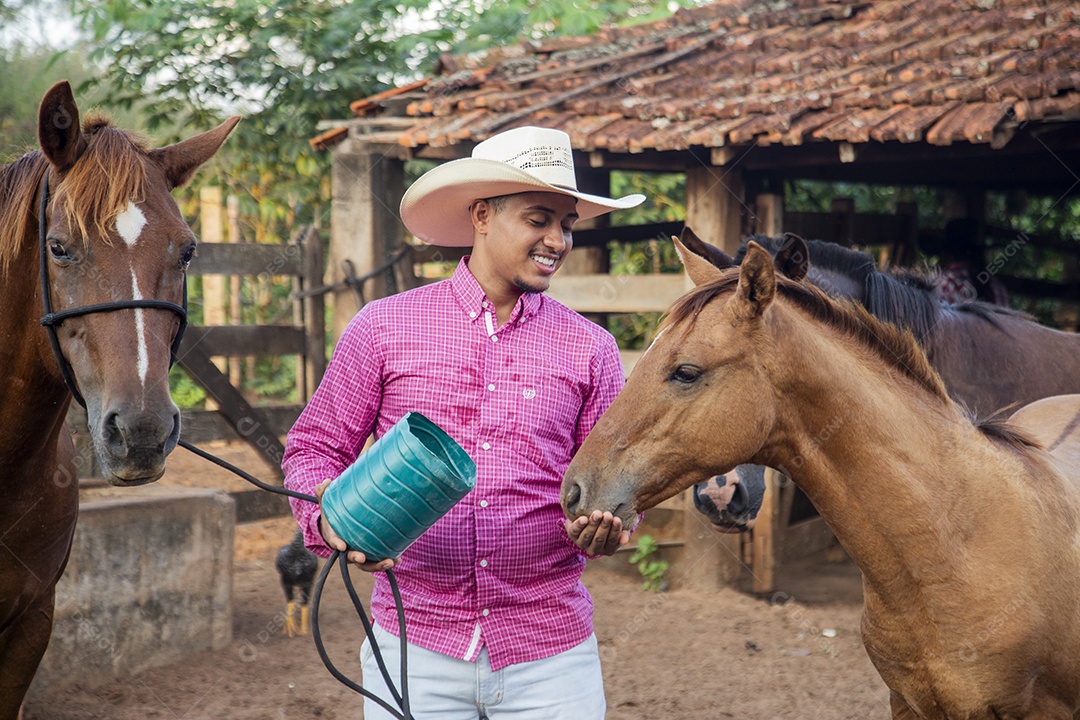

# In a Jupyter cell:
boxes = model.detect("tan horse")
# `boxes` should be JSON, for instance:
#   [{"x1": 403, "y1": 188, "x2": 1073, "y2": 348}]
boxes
[
  {"x1": 0, "y1": 81, "x2": 237, "y2": 716},
  {"x1": 562, "y1": 239, "x2": 1080, "y2": 719}
]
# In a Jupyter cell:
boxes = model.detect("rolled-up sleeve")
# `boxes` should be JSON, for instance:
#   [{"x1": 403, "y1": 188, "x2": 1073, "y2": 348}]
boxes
[
  {"x1": 574, "y1": 331, "x2": 624, "y2": 450},
  {"x1": 283, "y1": 307, "x2": 383, "y2": 556}
]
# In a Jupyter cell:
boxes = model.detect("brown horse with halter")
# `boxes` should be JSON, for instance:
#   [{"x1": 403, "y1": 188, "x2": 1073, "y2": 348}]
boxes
[
  {"x1": 563, "y1": 239, "x2": 1080, "y2": 719},
  {"x1": 0, "y1": 81, "x2": 237, "y2": 716}
]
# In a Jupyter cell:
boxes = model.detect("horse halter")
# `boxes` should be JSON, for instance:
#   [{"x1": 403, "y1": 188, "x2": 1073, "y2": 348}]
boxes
[{"x1": 38, "y1": 167, "x2": 188, "y2": 409}]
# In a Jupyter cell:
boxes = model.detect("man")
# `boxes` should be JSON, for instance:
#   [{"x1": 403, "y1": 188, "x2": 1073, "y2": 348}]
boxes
[{"x1": 283, "y1": 126, "x2": 645, "y2": 719}]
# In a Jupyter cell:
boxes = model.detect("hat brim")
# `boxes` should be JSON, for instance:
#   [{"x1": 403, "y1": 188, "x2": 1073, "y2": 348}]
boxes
[{"x1": 400, "y1": 158, "x2": 646, "y2": 247}]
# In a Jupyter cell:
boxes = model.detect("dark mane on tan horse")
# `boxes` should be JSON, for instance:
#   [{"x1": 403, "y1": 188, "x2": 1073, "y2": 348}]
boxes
[
  {"x1": 661, "y1": 268, "x2": 952, "y2": 404},
  {"x1": 662, "y1": 270, "x2": 1041, "y2": 452},
  {"x1": 0, "y1": 113, "x2": 148, "y2": 274},
  {"x1": 730, "y1": 232, "x2": 1080, "y2": 418}
]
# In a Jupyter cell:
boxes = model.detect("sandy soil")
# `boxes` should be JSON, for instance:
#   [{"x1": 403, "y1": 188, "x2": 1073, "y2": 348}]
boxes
[{"x1": 24, "y1": 440, "x2": 891, "y2": 720}]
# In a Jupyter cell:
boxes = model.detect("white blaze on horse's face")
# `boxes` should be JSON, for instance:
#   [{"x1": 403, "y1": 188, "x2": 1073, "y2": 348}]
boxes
[{"x1": 115, "y1": 202, "x2": 150, "y2": 389}]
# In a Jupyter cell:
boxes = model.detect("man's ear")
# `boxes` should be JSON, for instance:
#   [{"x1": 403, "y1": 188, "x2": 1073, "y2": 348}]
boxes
[{"x1": 470, "y1": 199, "x2": 493, "y2": 235}]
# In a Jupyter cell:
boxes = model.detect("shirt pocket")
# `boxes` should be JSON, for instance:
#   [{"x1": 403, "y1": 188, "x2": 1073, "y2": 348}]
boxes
[{"x1": 509, "y1": 354, "x2": 584, "y2": 473}]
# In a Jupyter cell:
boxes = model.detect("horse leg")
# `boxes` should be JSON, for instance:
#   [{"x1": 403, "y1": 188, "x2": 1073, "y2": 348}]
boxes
[{"x1": 0, "y1": 591, "x2": 58, "y2": 720}]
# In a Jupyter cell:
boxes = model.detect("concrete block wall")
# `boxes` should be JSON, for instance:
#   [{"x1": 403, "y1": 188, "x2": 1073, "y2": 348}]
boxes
[{"x1": 29, "y1": 485, "x2": 234, "y2": 697}]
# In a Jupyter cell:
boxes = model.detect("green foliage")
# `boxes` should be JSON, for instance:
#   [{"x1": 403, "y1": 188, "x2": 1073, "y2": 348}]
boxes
[
  {"x1": 449, "y1": 0, "x2": 698, "y2": 53},
  {"x1": 169, "y1": 366, "x2": 207, "y2": 408},
  {"x1": 627, "y1": 534, "x2": 668, "y2": 592},
  {"x1": 607, "y1": 171, "x2": 686, "y2": 349},
  {"x1": 785, "y1": 179, "x2": 945, "y2": 231}
]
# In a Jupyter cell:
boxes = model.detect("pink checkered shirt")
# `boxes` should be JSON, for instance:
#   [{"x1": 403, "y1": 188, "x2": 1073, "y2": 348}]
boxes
[{"x1": 283, "y1": 258, "x2": 624, "y2": 670}]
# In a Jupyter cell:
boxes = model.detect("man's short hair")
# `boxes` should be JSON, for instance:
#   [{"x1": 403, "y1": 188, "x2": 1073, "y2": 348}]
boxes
[{"x1": 481, "y1": 195, "x2": 510, "y2": 213}]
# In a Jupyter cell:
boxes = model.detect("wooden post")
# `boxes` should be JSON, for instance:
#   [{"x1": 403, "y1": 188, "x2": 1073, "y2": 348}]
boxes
[
  {"x1": 679, "y1": 490, "x2": 744, "y2": 592},
  {"x1": 893, "y1": 201, "x2": 919, "y2": 267},
  {"x1": 562, "y1": 164, "x2": 611, "y2": 328},
  {"x1": 830, "y1": 197, "x2": 855, "y2": 248},
  {"x1": 227, "y1": 194, "x2": 242, "y2": 387},
  {"x1": 754, "y1": 192, "x2": 784, "y2": 237},
  {"x1": 685, "y1": 165, "x2": 745, "y2": 254},
  {"x1": 751, "y1": 468, "x2": 784, "y2": 594},
  {"x1": 301, "y1": 226, "x2": 326, "y2": 398},
  {"x1": 199, "y1": 187, "x2": 227, "y2": 410},
  {"x1": 328, "y1": 139, "x2": 406, "y2": 341}
]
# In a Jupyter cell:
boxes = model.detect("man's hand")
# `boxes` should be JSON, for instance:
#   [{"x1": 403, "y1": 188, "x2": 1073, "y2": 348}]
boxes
[
  {"x1": 314, "y1": 479, "x2": 399, "y2": 572},
  {"x1": 565, "y1": 510, "x2": 630, "y2": 556}
]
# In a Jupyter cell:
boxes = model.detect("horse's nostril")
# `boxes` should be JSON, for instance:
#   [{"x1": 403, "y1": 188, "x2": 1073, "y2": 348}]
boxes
[
  {"x1": 102, "y1": 411, "x2": 125, "y2": 452},
  {"x1": 565, "y1": 482, "x2": 582, "y2": 515}
]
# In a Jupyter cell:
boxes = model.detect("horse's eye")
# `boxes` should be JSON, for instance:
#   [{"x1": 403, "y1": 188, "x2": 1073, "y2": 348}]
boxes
[
  {"x1": 48, "y1": 240, "x2": 70, "y2": 260},
  {"x1": 671, "y1": 365, "x2": 702, "y2": 384},
  {"x1": 180, "y1": 244, "x2": 196, "y2": 268}
]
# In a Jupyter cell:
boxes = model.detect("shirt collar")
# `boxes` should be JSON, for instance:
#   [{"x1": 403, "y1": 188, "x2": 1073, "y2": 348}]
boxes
[{"x1": 450, "y1": 257, "x2": 543, "y2": 326}]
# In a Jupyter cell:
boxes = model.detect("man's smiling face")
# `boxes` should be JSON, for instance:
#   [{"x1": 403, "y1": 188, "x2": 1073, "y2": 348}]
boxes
[{"x1": 472, "y1": 191, "x2": 578, "y2": 295}]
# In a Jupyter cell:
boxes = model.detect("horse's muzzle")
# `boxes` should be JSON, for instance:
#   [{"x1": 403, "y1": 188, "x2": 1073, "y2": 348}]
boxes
[{"x1": 95, "y1": 403, "x2": 181, "y2": 485}]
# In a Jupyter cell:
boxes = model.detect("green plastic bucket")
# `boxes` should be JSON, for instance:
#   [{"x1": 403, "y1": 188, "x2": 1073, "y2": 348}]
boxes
[{"x1": 321, "y1": 412, "x2": 477, "y2": 561}]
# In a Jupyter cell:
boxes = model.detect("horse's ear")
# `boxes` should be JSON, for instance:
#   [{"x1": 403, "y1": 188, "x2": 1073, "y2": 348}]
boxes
[
  {"x1": 774, "y1": 233, "x2": 809, "y2": 281},
  {"x1": 149, "y1": 116, "x2": 241, "y2": 190},
  {"x1": 679, "y1": 226, "x2": 736, "y2": 270},
  {"x1": 38, "y1": 81, "x2": 87, "y2": 172},
  {"x1": 674, "y1": 234, "x2": 724, "y2": 287},
  {"x1": 735, "y1": 242, "x2": 776, "y2": 318}
]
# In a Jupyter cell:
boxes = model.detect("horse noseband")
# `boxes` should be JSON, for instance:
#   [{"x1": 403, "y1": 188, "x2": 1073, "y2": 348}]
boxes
[{"x1": 37, "y1": 168, "x2": 188, "y2": 409}]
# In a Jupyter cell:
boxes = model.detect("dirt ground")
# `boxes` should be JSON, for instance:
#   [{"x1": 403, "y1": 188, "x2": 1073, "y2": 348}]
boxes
[{"x1": 24, "y1": 441, "x2": 890, "y2": 720}]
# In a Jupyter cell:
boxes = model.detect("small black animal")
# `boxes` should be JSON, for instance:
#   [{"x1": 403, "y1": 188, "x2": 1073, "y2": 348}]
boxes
[{"x1": 276, "y1": 527, "x2": 319, "y2": 637}]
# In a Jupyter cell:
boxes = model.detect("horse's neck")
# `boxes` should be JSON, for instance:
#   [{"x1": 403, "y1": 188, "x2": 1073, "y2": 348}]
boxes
[
  {"x1": 0, "y1": 226, "x2": 71, "y2": 462},
  {"x1": 926, "y1": 309, "x2": 1080, "y2": 416},
  {"x1": 761, "y1": 308, "x2": 1030, "y2": 605}
]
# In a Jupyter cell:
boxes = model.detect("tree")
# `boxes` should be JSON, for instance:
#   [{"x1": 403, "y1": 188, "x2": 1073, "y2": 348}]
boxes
[
  {"x1": 69, "y1": 0, "x2": 696, "y2": 235},
  {"x1": 66, "y1": 0, "x2": 691, "y2": 402}
]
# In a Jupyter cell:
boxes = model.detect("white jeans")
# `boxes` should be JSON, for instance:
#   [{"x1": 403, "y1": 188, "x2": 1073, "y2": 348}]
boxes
[{"x1": 359, "y1": 622, "x2": 606, "y2": 719}]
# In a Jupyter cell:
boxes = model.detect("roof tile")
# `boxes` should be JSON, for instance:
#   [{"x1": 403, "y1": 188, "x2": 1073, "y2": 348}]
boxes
[{"x1": 326, "y1": 0, "x2": 1080, "y2": 155}]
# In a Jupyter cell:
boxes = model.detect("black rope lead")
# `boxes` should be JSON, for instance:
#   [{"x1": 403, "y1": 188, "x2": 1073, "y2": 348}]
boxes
[
  {"x1": 178, "y1": 437, "x2": 414, "y2": 720},
  {"x1": 177, "y1": 439, "x2": 317, "y2": 504}
]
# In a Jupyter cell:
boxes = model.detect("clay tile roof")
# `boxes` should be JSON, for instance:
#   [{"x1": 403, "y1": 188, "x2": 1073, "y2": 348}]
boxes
[{"x1": 318, "y1": 0, "x2": 1080, "y2": 154}]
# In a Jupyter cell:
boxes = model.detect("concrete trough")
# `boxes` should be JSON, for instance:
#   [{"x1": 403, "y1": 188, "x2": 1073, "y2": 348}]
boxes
[{"x1": 28, "y1": 483, "x2": 234, "y2": 698}]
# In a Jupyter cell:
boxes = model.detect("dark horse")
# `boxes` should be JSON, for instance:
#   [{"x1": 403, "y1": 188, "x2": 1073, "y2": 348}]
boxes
[
  {"x1": 684, "y1": 227, "x2": 1080, "y2": 528},
  {"x1": 721, "y1": 229, "x2": 1080, "y2": 418},
  {"x1": 0, "y1": 81, "x2": 237, "y2": 715}
]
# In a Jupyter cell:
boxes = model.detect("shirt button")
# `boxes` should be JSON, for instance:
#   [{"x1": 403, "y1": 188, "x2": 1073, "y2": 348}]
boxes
[
  {"x1": 487, "y1": 383, "x2": 495, "y2": 391},
  {"x1": 479, "y1": 500, "x2": 489, "y2": 508},
  {"x1": 482, "y1": 442, "x2": 491, "y2": 450},
  {"x1": 491, "y1": 336, "x2": 499, "y2": 343},
  {"x1": 482, "y1": 609, "x2": 490, "y2": 617},
  {"x1": 469, "y1": 311, "x2": 477, "y2": 319},
  {"x1": 479, "y1": 559, "x2": 488, "y2": 568}
]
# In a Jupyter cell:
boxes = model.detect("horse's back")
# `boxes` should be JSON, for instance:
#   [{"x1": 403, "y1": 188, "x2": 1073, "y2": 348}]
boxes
[{"x1": 1009, "y1": 394, "x2": 1080, "y2": 475}]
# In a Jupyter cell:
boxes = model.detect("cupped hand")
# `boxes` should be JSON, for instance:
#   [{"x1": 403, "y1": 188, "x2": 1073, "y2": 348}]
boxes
[
  {"x1": 314, "y1": 479, "x2": 399, "y2": 572},
  {"x1": 565, "y1": 510, "x2": 630, "y2": 557}
]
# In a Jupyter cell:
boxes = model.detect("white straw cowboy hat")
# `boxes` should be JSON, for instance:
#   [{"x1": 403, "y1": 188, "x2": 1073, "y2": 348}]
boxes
[{"x1": 399, "y1": 126, "x2": 646, "y2": 247}]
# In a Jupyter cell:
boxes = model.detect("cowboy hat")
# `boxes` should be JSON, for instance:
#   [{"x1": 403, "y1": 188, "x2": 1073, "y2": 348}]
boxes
[{"x1": 399, "y1": 126, "x2": 645, "y2": 247}]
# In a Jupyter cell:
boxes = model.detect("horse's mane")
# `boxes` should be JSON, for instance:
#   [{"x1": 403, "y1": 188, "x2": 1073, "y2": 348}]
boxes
[
  {"x1": 736, "y1": 235, "x2": 1035, "y2": 335},
  {"x1": 0, "y1": 112, "x2": 149, "y2": 276},
  {"x1": 736, "y1": 234, "x2": 877, "y2": 285},
  {"x1": 662, "y1": 270, "x2": 952, "y2": 404},
  {"x1": 972, "y1": 413, "x2": 1042, "y2": 451}
]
